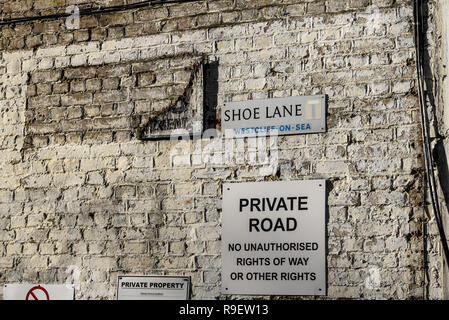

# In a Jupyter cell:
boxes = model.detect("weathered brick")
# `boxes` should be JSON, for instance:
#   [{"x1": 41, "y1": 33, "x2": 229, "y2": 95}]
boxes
[
  {"x1": 61, "y1": 93, "x2": 93, "y2": 106},
  {"x1": 31, "y1": 70, "x2": 61, "y2": 83}
]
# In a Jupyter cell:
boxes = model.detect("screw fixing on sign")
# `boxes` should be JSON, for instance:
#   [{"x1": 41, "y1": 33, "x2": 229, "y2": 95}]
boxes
[{"x1": 26, "y1": 286, "x2": 50, "y2": 300}]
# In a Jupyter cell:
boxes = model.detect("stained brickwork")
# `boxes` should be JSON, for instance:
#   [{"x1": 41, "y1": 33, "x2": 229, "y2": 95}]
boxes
[{"x1": 0, "y1": 0, "x2": 436, "y2": 299}]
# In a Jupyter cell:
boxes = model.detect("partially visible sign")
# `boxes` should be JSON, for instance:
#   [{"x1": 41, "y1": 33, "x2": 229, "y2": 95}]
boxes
[
  {"x1": 222, "y1": 180, "x2": 326, "y2": 296},
  {"x1": 222, "y1": 95, "x2": 326, "y2": 138},
  {"x1": 3, "y1": 284, "x2": 74, "y2": 300},
  {"x1": 117, "y1": 275, "x2": 190, "y2": 300}
]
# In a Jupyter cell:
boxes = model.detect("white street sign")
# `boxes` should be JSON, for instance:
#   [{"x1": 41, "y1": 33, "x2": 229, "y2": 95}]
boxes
[{"x1": 117, "y1": 275, "x2": 190, "y2": 300}]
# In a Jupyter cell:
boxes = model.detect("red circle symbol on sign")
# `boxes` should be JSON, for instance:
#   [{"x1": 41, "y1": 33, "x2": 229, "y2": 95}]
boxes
[{"x1": 26, "y1": 286, "x2": 50, "y2": 300}]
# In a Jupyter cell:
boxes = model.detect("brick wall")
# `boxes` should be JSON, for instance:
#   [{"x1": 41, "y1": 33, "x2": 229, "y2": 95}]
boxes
[
  {"x1": 0, "y1": 0, "x2": 435, "y2": 299},
  {"x1": 422, "y1": 0, "x2": 449, "y2": 299}
]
